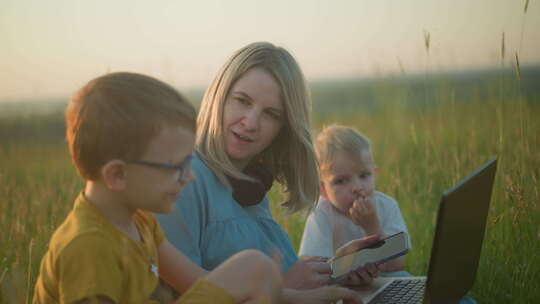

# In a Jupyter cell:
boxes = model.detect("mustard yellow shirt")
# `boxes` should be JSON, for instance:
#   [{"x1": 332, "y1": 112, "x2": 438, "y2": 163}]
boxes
[{"x1": 33, "y1": 193, "x2": 168, "y2": 304}]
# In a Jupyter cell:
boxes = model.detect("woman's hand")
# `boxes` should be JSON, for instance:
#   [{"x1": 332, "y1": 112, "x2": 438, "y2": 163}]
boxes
[
  {"x1": 284, "y1": 257, "x2": 332, "y2": 289},
  {"x1": 333, "y1": 235, "x2": 381, "y2": 260},
  {"x1": 283, "y1": 286, "x2": 362, "y2": 304},
  {"x1": 341, "y1": 262, "x2": 380, "y2": 287},
  {"x1": 331, "y1": 235, "x2": 382, "y2": 287}
]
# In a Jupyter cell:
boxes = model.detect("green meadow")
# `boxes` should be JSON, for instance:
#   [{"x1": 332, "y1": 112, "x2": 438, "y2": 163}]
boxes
[{"x1": 1, "y1": 67, "x2": 539, "y2": 303}]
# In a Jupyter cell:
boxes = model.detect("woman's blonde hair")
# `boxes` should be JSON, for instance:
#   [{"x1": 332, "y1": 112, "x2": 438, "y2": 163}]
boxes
[{"x1": 196, "y1": 41, "x2": 319, "y2": 213}]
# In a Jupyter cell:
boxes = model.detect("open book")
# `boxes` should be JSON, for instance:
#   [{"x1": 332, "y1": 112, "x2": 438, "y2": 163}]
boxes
[{"x1": 328, "y1": 232, "x2": 410, "y2": 284}]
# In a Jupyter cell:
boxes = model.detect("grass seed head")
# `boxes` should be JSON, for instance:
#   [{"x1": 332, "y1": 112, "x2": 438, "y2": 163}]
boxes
[{"x1": 423, "y1": 30, "x2": 431, "y2": 54}]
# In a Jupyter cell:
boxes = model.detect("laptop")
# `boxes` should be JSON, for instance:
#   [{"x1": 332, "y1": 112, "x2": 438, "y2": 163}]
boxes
[{"x1": 346, "y1": 158, "x2": 497, "y2": 304}]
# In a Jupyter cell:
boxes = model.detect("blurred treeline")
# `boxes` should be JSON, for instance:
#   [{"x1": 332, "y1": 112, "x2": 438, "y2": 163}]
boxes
[{"x1": 2, "y1": 66, "x2": 539, "y2": 144}]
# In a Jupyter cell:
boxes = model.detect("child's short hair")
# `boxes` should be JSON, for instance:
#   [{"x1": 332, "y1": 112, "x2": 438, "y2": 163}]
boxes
[
  {"x1": 66, "y1": 72, "x2": 196, "y2": 181},
  {"x1": 315, "y1": 125, "x2": 373, "y2": 174}
]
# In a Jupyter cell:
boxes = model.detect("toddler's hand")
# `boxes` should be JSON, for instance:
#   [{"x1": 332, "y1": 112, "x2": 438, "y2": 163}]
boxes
[{"x1": 349, "y1": 194, "x2": 382, "y2": 235}]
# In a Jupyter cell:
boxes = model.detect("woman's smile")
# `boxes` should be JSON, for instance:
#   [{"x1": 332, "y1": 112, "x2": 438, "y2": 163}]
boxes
[{"x1": 232, "y1": 130, "x2": 255, "y2": 143}]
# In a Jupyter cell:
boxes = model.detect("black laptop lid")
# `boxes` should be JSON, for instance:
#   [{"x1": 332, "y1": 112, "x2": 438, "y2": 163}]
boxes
[{"x1": 424, "y1": 158, "x2": 497, "y2": 303}]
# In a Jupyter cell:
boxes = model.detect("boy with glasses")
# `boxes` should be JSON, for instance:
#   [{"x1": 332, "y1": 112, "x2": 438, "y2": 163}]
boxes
[{"x1": 33, "y1": 72, "x2": 281, "y2": 304}]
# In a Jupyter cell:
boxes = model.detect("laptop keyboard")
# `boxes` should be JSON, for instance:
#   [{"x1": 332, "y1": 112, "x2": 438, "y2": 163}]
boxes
[{"x1": 370, "y1": 279, "x2": 425, "y2": 303}]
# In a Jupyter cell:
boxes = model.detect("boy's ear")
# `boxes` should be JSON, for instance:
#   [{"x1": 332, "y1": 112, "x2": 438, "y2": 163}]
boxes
[
  {"x1": 101, "y1": 160, "x2": 128, "y2": 191},
  {"x1": 320, "y1": 183, "x2": 328, "y2": 199}
]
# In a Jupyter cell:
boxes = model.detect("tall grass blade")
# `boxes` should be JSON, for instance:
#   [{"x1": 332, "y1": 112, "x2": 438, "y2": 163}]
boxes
[
  {"x1": 501, "y1": 32, "x2": 506, "y2": 66},
  {"x1": 515, "y1": 52, "x2": 521, "y2": 80},
  {"x1": 519, "y1": 0, "x2": 529, "y2": 53},
  {"x1": 26, "y1": 238, "x2": 34, "y2": 304}
]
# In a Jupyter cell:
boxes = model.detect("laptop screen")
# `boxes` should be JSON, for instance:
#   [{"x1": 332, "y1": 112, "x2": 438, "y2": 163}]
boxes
[{"x1": 424, "y1": 158, "x2": 497, "y2": 302}]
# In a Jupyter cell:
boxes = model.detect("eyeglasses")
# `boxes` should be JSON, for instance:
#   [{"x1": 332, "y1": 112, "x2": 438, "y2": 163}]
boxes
[{"x1": 128, "y1": 154, "x2": 193, "y2": 182}]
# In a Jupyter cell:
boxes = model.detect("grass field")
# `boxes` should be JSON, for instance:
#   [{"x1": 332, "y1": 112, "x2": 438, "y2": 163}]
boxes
[{"x1": 1, "y1": 68, "x2": 539, "y2": 303}]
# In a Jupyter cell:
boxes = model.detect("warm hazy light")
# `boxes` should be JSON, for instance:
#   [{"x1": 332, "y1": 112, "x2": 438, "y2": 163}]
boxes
[{"x1": 1, "y1": 0, "x2": 539, "y2": 101}]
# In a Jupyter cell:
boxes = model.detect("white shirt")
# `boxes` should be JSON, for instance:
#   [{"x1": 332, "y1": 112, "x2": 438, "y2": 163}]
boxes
[{"x1": 299, "y1": 191, "x2": 410, "y2": 258}]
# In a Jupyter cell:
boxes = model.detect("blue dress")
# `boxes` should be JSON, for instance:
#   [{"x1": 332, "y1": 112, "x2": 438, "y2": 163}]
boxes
[{"x1": 157, "y1": 153, "x2": 298, "y2": 272}]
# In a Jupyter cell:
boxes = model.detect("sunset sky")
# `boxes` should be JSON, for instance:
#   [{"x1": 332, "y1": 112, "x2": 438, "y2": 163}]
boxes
[{"x1": 1, "y1": 0, "x2": 539, "y2": 101}]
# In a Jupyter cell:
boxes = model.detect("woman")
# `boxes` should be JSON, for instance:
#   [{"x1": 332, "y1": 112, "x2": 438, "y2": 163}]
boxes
[{"x1": 157, "y1": 42, "x2": 378, "y2": 303}]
